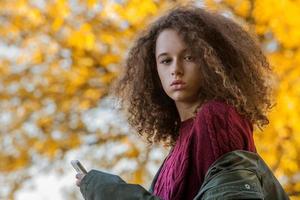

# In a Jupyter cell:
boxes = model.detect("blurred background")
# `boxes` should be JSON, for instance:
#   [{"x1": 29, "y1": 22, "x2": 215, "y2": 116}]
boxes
[{"x1": 0, "y1": 0, "x2": 299, "y2": 199}]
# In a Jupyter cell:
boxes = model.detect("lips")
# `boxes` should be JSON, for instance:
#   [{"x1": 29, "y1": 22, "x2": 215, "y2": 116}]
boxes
[
  {"x1": 170, "y1": 80, "x2": 186, "y2": 86},
  {"x1": 171, "y1": 84, "x2": 186, "y2": 90},
  {"x1": 170, "y1": 80, "x2": 186, "y2": 90}
]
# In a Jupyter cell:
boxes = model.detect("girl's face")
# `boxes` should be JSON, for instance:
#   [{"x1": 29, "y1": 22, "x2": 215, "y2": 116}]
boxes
[{"x1": 155, "y1": 29, "x2": 202, "y2": 104}]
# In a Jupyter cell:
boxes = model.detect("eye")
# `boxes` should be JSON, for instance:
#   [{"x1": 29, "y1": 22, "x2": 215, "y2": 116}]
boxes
[
  {"x1": 184, "y1": 55, "x2": 194, "y2": 61},
  {"x1": 160, "y1": 58, "x2": 172, "y2": 64}
]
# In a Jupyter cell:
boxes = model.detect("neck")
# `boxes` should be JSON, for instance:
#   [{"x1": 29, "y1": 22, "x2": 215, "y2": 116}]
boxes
[{"x1": 175, "y1": 99, "x2": 204, "y2": 122}]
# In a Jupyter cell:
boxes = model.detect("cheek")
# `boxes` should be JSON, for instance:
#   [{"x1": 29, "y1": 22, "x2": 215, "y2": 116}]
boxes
[
  {"x1": 157, "y1": 69, "x2": 164, "y2": 83},
  {"x1": 186, "y1": 68, "x2": 202, "y2": 88},
  {"x1": 190, "y1": 65, "x2": 202, "y2": 80},
  {"x1": 157, "y1": 70, "x2": 169, "y2": 90}
]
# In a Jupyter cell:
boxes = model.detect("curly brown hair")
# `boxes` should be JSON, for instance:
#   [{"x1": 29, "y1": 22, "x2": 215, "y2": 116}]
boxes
[{"x1": 110, "y1": 5, "x2": 277, "y2": 147}]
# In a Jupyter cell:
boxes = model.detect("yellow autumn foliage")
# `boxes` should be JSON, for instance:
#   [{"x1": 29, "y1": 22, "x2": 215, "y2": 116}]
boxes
[
  {"x1": 0, "y1": 0, "x2": 299, "y2": 199},
  {"x1": 0, "y1": 0, "x2": 176, "y2": 198}
]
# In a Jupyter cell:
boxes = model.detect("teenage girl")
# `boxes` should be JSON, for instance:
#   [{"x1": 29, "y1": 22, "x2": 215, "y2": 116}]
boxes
[{"x1": 75, "y1": 4, "x2": 277, "y2": 200}]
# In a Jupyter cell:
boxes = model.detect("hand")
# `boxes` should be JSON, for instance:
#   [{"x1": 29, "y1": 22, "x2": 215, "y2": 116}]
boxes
[{"x1": 75, "y1": 173, "x2": 86, "y2": 187}]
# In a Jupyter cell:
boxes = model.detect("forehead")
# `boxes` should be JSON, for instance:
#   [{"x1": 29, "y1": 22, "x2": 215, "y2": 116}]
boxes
[{"x1": 155, "y1": 29, "x2": 188, "y2": 57}]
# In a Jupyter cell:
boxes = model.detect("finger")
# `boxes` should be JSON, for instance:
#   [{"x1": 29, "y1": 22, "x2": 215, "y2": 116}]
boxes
[
  {"x1": 76, "y1": 173, "x2": 86, "y2": 179},
  {"x1": 75, "y1": 173, "x2": 82, "y2": 179}
]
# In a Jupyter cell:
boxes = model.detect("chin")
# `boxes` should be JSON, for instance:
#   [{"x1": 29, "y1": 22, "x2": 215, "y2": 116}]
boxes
[
  {"x1": 170, "y1": 93, "x2": 199, "y2": 103},
  {"x1": 170, "y1": 95, "x2": 189, "y2": 102}
]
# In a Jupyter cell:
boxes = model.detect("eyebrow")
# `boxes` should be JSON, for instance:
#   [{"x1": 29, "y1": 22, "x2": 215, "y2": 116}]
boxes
[{"x1": 156, "y1": 48, "x2": 189, "y2": 59}]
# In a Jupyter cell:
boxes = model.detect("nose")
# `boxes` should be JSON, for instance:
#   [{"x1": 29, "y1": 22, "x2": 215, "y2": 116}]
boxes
[{"x1": 171, "y1": 59, "x2": 183, "y2": 76}]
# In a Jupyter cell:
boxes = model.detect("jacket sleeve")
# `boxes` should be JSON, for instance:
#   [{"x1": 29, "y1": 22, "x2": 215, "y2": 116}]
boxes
[
  {"x1": 193, "y1": 150, "x2": 290, "y2": 200},
  {"x1": 80, "y1": 170, "x2": 161, "y2": 200}
]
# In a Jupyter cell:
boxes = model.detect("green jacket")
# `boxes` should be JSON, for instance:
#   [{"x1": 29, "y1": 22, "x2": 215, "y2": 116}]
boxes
[{"x1": 79, "y1": 150, "x2": 289, "y2": 200}]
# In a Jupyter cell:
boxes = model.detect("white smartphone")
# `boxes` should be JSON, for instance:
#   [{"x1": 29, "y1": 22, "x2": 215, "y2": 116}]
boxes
[{"x1": 70, "y1": 160, "x2": 88, "y2": 174}]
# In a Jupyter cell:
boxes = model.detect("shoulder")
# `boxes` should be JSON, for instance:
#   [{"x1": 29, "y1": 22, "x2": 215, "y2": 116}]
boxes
[
  {"x1": 192, "y1": 100, "x2": 256, "y2": 158},
  {"x1": 199, "y1": 100, "x2": 235, "y2": 115},
  {"x1": 196, "y1": 100, "x2": 236, "y2": 122},
  {"x1": 194, "y1": 99, "x2": 253, "y2": 133}
]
